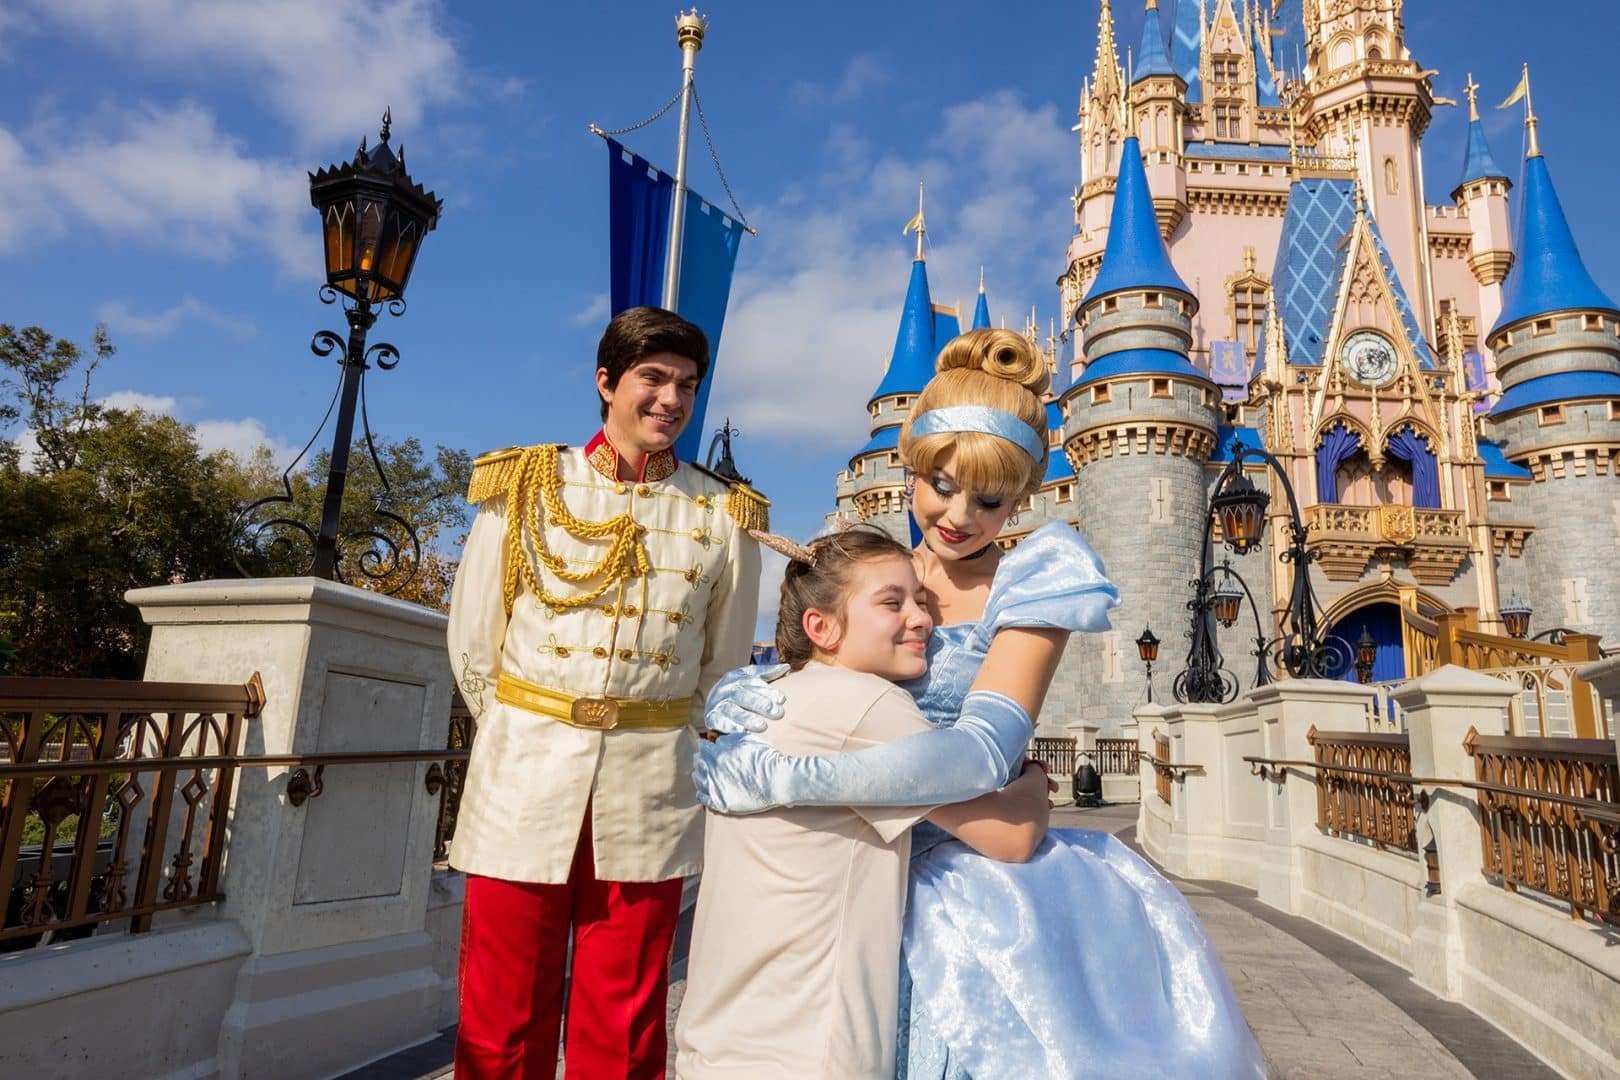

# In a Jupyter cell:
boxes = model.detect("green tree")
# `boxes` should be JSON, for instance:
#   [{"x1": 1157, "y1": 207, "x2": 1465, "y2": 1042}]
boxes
[{"x1": 0, "y1": 323, "x2": 472, "y2": 677}]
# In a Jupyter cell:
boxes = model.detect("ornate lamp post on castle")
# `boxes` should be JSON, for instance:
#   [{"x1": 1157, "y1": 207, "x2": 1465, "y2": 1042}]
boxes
[
  {"x1": 235, "y1": 110, "x2": 442, "y2": 590},
  {"x1": 1135, "y1": 626, "x2": 1160, "y2": 703},
  {"x1": 1175, "y1": 441, "x2": 1351, "y2": 703}
]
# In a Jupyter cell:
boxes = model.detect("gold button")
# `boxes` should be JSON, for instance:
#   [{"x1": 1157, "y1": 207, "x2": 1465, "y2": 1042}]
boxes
[
  {"x1": 652, "y1": 652, "x2": 669, "y2": 665},
  {"x1": 555, "y1": 646, "x2": 571, "y2": 658},
  {"x1": 592, "y1": 647, "x2": 608, "y2": 659},
  {"x1": 615, "y1": 482, "x2": 627, "y2": 495},
  {"x1": 695, "y1": 495, "x2": 709, "y2": 508},
  {"x1": 601, "y1": 603, "x2": 616, "y2": 617},
  {"x1": 683, "y1": 569, "x2": 698, "y2": 582},
  {"x1": 667, "y1": 612, "x2": 683, "y2": 624},
  {"x1": 636, "y1": 484, "x2": 651, "y2": 497},
  {"x1": 690, "y1": 528, "x2": 705, "y2": 540},
  {"x1": 623, "y1": 604, "x2": 639, "y2": 617},
  {"x1": 618, "y1": 649, "x2": 634, "y2": 661}
]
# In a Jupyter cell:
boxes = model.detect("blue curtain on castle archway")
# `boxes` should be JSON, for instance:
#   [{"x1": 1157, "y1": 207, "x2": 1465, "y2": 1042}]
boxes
[
  {"x1": 1386, "y1": 428, "x2": 1440, "y2": 508},
  {"x1": 1329, "y1": 602, "x2": 1405, "y2": 684},
  {"x1": 1316, "y1": 424, "x2": 1361, "y2": 503}
]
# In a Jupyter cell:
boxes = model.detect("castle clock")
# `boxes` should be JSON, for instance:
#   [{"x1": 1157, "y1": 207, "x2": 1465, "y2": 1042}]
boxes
[{"x1": 1341, "y1": 330, "x2": 1398, "y2": 388}]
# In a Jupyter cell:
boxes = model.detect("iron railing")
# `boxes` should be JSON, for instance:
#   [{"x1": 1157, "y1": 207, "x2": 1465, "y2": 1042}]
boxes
[
  {"x1": 1308, "y1": 728, "x2": 1418, "y2": 853},
  {"x1": 1031, "y1": 737, "x2": 1077, "y2": 777},
  {"x1": 1, "y1": 677, "x2": 475, "y2": 949},
  {"x1": 1466, "y1": 729, "x2": 1620, "y2": 925},
  {"x1": 1095, "y1": 738, "x2": 1137, "y2": 775}
]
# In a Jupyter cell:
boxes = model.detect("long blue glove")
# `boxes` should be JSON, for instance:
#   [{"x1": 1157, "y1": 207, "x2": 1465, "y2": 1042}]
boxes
[
  {"x1": 692, "y1": 689, "x2": 1032, "y2": 815},
  {"x1": 704, "y1": 664, "x2": 788, "y2": 735}
]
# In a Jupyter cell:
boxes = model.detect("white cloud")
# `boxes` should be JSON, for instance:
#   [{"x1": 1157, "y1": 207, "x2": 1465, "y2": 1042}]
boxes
[
  {"x1": 573, "y1": 292, "x2": 611, "y2": 327},
  {"x1": 99, "y1": 390, "x2": 178, "y2": 414},
  {"x1": 792, "y1": 53, "x2": 890, "y2": 106},
  {"x1": 705, "y1": 90, "x2": 1072, "y2": 450},
  {"x1": 0, "y1": 103, "x2": 313, "y2": 274},
  {"x1": 24, "y1": 0, "x2": 462, "y2": 145},
  {"x1": 97, "y1": 296, "x2": 256, "y2": 339}
]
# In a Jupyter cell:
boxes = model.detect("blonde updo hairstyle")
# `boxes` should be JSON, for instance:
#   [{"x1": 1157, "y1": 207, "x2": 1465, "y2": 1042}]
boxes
[
  {"x1": 899, "y1": 328, "x2": 1051, "y2": 502},
  {"x1": 774, "y1": 526, "x2": 915, "y2": 671}
]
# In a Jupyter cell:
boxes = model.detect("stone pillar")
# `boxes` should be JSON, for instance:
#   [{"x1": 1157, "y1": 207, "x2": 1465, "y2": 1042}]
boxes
[
  {"x1": 127, "y1": 578, "x2": 455, "y2": 1080},
  {"x1": 1105, "y1": 718, "x2": 1142, "y2": 803},
  {"x1": 1163, "y1": 703, "x2": 1221, "y2": 877},
  {"x1": 1134, "y1": 703, "x2": 1170, "y2": 863},
  {"x1": 1063, "y1": 720, "x2": 1099, "y2": 753},
  {"x1": 1250, "y1": 679, "x2": 1373, "y2": 914},
  {"x1": 1396, "y1": 665, "x2": 1514, "y2": 998}
]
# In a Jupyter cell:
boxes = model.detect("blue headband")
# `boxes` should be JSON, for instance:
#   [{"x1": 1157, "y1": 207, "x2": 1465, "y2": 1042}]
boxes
[{"x1": 908, "y1": 406, "x2": 1047, "y2": 465}]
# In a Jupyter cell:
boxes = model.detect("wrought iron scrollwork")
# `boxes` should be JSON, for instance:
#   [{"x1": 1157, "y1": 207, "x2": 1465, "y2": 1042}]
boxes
[{"x1": 231, "y1": 288, "x2": 423, "y2": 594}]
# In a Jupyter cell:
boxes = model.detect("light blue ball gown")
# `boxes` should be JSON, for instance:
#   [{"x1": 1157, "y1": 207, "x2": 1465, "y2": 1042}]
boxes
[{"x1": 889, "y1": 523, "x2": 1265, "y2": 1079}]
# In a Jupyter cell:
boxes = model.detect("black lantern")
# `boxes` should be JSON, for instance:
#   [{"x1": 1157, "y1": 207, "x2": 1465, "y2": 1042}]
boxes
[
  {"x1": 233, "y1": 110, "x2": 443, "y2": 590},
  {"x1": 308, "y1": 109, "x2": 441, "y2": 304},
  {"x1": 1501, "y1": 594, "x2": 1532, "y2": 639},
  {"x1": 1354, "y1": 626, "x2": 1378, "y2": 684},
  {"x1": 1211, "y1": 573, "x2": 1244, "y2": 629},
  {"x1": 1136, "y1": 626, "x2": 1160, "y2": 703},
  {"x1": 1135, "y1": 626, "x2": 1161, "y2": 664},
  {"x1": 1210, "y1": 474, "x2": 1269, "y2": 555}
]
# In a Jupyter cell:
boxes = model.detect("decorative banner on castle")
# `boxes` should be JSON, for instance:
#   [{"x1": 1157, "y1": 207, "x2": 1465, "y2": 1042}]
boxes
[
  {"x1": 1463, "y1": 351, "x2": 1490, "y2": 414},
  {"x1": 1208, "y1": 340, "x2": 1249, "y2": 403},
  {"x1": 606, "y1": 137, "x2": 746, "y2": 461}
]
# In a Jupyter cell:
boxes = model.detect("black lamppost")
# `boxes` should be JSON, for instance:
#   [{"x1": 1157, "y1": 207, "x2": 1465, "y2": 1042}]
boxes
[
  {"x1": 1501, "y1": 594, "x2": 1532, "y2": 639},
  {"x1": 1354, "y1": 627, "x2": 1378, "y2": 684},
  {"x1": 1175, "y1": 440, "x2": 1350, "y2": 703},
  {"x1": 235, "y1": 110, "x2": 442, "y2": 590},
  {"x1": 1135, "y1": 626, "x2": 1160, "y2": 703}
]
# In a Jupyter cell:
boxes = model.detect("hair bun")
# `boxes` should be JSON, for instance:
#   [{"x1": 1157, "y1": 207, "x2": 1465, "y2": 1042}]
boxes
[{"x1": 935, "y1": 328, "x2": 1050, "y2": 396}]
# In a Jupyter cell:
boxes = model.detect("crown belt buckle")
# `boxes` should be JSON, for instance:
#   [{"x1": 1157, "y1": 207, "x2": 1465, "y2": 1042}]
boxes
[{"x1": 570, "y1": 695, "x2": 621, "y2": 730}]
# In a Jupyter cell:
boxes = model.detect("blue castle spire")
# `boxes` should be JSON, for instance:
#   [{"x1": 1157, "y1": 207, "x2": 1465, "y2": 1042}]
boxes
[
  {"x1": 1491, "y1": 144, "x2": 1619, "y2": 336},
  {"x1": 1083, "y1": 135, "x2": 1191, "y2": 304},
  {"x1": 1136, "y1": 0, "x2": 1176, "y2": 78},
  {"x1": 868, "y1": 255, "x2": 938, "y2": 403},
  {"x1": 1452, "y1": 78, "x2": 1508, "y2": 200},
  {"x1": 1171, "y1": 0, "x2": 1203, "y2": 101},
  {"x1": 972, "y1": 268, "x2": 991, "y2": 330},
  {"x1": 1250, "y1": 8, "x2": 1280, "y2": 107}
]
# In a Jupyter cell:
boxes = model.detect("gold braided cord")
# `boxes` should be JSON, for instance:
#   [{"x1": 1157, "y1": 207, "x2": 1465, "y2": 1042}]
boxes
[{"x1": 499, "y1": 445, "x2": 650, "y2": 616}]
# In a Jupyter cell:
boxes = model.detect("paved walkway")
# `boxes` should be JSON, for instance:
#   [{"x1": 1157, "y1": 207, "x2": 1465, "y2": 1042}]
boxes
[{"x1": 347, "y1": 802, "x2": 1558, "y2": 1079}]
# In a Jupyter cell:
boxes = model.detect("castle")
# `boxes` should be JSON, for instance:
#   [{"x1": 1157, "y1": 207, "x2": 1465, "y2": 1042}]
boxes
[{"x1": 832, "y1": 0, "x2": 1620, "y2": 736}]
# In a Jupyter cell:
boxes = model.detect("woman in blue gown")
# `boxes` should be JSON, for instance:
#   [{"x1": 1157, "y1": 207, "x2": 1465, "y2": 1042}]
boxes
[{"x1": 695, "y1": 330, "x2": 1264, "y2": 1079}]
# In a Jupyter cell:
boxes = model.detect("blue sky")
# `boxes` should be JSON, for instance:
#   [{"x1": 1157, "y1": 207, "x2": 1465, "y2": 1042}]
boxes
[{"x1": 3, "y1": 1, "x2": 1619, "y2": 631}]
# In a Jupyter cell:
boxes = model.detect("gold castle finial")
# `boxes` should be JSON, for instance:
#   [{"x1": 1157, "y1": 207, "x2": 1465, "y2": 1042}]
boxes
[
  {"x1": 1463, "y1": 73, "x2": 1480, "y2": 122},
  {"x1": 902, "y1": 182, "x2": 927, "y2": 260},
  {"x1": 675, "y1": 9, "x2": 708, "y2": 51},
  {"x1": 979, "y1": 265, "x2": 986, "y2": 293},
  {"x1": 1498, "y1": 63, "x2": 1538, "y2": 157}
]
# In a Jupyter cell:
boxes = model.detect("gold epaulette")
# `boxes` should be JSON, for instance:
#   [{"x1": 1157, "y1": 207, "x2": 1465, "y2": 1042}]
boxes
[
  {"x1": 467, "y1": 445, "x2": 564, "y2": 504},
  {"x1": 690, "y1": 463, "x2": 771, "y2": 532}
]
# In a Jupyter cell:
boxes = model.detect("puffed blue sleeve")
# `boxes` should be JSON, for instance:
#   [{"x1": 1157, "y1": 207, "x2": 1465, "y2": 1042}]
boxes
[{"x1": 976, "y1": 521, "x2": 1120, "y2": 646}]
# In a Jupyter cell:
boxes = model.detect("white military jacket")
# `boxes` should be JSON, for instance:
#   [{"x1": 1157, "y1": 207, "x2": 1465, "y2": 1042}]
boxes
[{"x1": 446, "y1": 431, "x2": 762, "y2": 883}]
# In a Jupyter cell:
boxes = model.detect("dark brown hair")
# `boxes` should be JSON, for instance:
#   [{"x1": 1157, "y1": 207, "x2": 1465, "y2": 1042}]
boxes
[
  {"x1": 595, "y1": 306, "x2": 711, "y2": 420},
  {"x1": 775, "y1": 526, "x2": 915, "y2": 670}
]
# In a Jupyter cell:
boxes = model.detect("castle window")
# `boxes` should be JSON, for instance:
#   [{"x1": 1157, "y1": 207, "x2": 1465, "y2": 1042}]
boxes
[
  {"x1": 1488, "y1": 480, "x2": 1509, "y2": 501},
  {"x1": 1143, "y1": 291, "x2": 1162, "y2": 308},
  {"x1": 1226, "y1": 265, "x2": 1272, "y2": 363},
  {"x1": 1538, "y1": 405, "x2": 1564, "y2": 425},
  {"x1": 888, "y1": 452, "x2": 902, "y2": 468},
  {"x1": 1611, "y1": 401, "x2": 1620, "y2": 422},
  {"x1": 1585, "y1": 314, "x2": 1604, "y2": 332},
  {"x1": 1214, "y1": 103, "x2": 1242, "y2": 140},
  {"x1": 1151, "y1": 378, "x2": 1172, "y2": 398},
  {"x1": 1383, "y1": 157, "x2": 1398, "y2": 195},
  {"x1": 1092, "y1": 384, "x2": 1111, "y2": 404},
  {"x1": 1532, "y1": 318, "x2": 1555, "y2": 336},
  {"x1": 854, "y1": 459, "x2": 865, "y2": 476},
  {"x1": 1212, "y1": 56, "x2": 1240, "y2": 84},
  {"x1": 894, "y1": 395, "x2": 911, "y2": 409},
  {"x1": 1056, "y1": 483, "x2": 1075, "y2": 503},
  {"x1": 1102, "y1": 297, "x2": 1119, "y2": 314}
]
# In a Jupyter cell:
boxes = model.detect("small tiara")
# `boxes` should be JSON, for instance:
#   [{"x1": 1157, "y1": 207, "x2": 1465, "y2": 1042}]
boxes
[
  {"x1": 749, "y1": 529, "x2": 815, "y2": 566},
  {"x1": 908, "y1": 405, "x2": 1046, "y2": 465}
]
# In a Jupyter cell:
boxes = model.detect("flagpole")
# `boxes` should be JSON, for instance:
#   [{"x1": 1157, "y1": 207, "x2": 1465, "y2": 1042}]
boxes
[{"x1": 662, "y1": 10, "x2": 707, "y2": 311}]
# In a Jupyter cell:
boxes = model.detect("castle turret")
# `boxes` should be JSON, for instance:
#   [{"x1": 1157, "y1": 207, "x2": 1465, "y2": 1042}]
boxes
[
  {"x1": 1485, "y1": 94, "x2": 1620, "y2": 643},
  {"x1": 1058, "y1": 134, "x2": 1219, "y2": 729},
  {"x1": 1131, "y1": 0, "x2": 1188, "y2": 238},
  {"x1": 1452, "y1": 75, "x2": 1513, "y2": 293},
  {"x1": 972, "y1": 268, "x2": 992, "y2": 330},
  {"x1": 1077, "y1": 0, "x2": 1128, "y2": 241}
]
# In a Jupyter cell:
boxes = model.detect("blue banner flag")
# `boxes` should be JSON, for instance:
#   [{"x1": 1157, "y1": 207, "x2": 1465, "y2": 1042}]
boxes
[{"x1": 605, "y1": 137, "x2": 746, "y2": 461}]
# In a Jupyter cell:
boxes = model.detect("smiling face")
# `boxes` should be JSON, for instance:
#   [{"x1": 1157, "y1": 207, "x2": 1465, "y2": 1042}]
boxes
[
  {"x1": 909, "y1": 448, "x2": 1018, "y2": 560},
  {"x1": 597, "y1": 351, "x2": 700, "y2": 462},
  {"x1": 806, "y1": 553, "x2": 933, "y2": 681}
]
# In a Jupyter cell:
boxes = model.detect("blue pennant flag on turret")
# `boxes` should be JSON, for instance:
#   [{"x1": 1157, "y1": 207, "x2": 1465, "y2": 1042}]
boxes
[{"x1": 605, "y1": 137, "x2": 746, "y2": 461}]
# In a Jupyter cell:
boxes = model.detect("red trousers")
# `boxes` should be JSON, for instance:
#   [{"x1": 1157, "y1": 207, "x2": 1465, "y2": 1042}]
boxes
[{"x1": 455, "y1": 815, "x2": 684, "y2": 1080}]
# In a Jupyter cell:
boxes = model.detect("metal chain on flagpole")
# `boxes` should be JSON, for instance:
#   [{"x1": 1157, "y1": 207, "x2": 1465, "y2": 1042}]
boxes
[
  {"x1": 691, "y1": 83, "x2": 756, "y2": 235},
  {"x1": 588, "y1": 87, "x2": 685, "y2": 137}
]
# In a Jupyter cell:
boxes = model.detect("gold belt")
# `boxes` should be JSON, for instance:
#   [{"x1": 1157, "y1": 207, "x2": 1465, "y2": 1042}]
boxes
[{"x1": 494, "y1": 672, "x2": 692, "y2": 731}]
